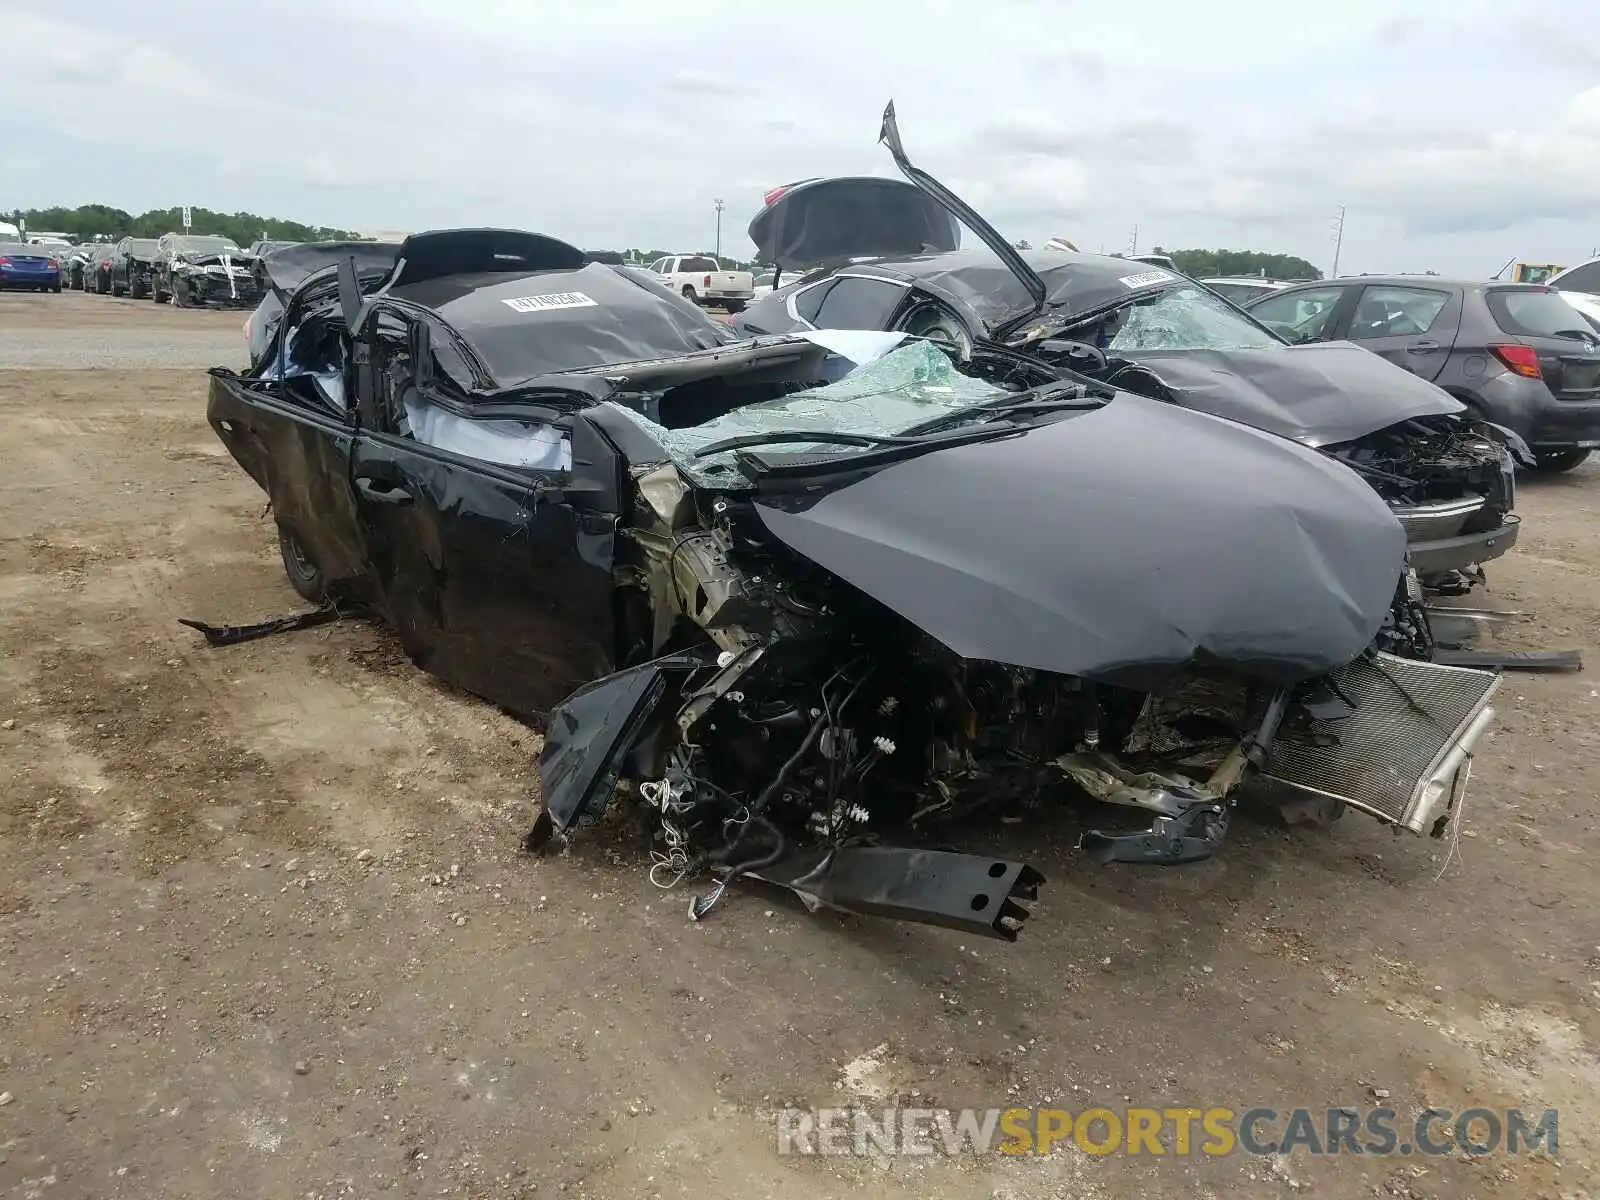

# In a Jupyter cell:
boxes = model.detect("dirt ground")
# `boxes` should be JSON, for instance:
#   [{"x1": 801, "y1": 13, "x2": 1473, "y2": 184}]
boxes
[{"x1": 2, "y1": 290, "x2": 1599, "y2": 1199}]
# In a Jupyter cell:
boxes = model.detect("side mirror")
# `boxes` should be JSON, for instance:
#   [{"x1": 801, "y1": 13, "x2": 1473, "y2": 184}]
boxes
[{"x1": 409, "y1": 321, "x2": 433, "y2": 388}]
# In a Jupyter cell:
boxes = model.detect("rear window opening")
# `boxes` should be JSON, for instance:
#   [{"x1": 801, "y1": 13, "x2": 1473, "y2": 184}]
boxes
[{"x1": 1486, "y1": 289, "x2": 1600, "y2": 342}]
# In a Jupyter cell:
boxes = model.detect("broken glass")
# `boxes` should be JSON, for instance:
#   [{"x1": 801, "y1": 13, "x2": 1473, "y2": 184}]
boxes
[
  {"x1": 1109, "y1": 286, "x2": 1280, "y2": 352},
  {"x1": 614, "y1": 339, "x2": 1007, "y2": 488}
]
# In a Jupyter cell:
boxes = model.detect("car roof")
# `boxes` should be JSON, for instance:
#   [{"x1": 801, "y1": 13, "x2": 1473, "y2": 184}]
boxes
[
  {"x1": 840, "y1": 248, "x2": 1185, "y2": 329},
  {"x1": 1550, "y1": 257, "x2": 1600, "y2": 286},
  {"x1": 386, "y1": 261, "x2": 734, "y2": 387},
  {"x1": 1273, "y1": 275, "x2": 1483, "y2": 291}
]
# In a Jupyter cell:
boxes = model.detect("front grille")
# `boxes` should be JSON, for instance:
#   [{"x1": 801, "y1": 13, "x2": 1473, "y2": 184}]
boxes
[
  {"x1": 1263, "y1": 652, "x2": 1499, "y2": 830},
  {"x1": 1392, "y1": 497, "x2": 1486, "y2": 542}
]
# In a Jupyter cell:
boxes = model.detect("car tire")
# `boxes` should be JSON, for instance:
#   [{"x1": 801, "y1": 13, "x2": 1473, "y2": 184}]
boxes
[
  {"x1": 277, "y1": 526, "x2": 326, "y2": 602},
  {"x1": 113, "y1": 280, "x2": 125, "y2": 297},
  {"x1": 1531, "y1": 448, "x2": 1591, "y2": 473},
  {"x1": 152, "y1": 278, "x2": 169, "y2": 304},
  {"x1": 51, "y1": 282, "x2": 62, "y2": 294},
  {"x1": 681, "y1": 285, "x2": 699, "y2": 304},
  {"x1": 724, "y1": 300, "x2": 745, "y2": 314}
]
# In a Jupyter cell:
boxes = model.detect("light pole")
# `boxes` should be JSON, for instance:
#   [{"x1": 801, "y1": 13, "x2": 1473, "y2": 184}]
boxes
[
  {"x1": 714, "y1": 198, "x2": 724, "y2": 259},
  {"x1": 1330, "y1": 205, "x2": 1346, "y2": 279}
]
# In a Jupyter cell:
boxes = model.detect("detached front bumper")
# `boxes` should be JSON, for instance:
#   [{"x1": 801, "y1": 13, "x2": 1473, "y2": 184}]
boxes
[{"x1": 1263, "y1": 651, "x2": 1501, "y2": 836}]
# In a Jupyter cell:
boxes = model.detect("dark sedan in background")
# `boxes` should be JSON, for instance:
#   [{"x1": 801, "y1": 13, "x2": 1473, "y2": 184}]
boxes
[
  {"x1": 1247, "y1": 278, "x2": 1600, "y2": 473},
  {"x1": 110, "y1": 237, "x2": 161, "y2": 298}
]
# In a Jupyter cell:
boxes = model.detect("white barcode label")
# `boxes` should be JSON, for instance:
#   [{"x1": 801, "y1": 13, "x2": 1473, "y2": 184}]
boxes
[{"x1": 501, "y1": 292, "x2": 598, "y2": 313}]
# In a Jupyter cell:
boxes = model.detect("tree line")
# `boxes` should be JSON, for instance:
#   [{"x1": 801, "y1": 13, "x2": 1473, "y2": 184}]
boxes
[
  {"x1": 1153, "y1": 247, "x2": 1323, "y2": 281},
  {"x1": 8, "y1": 204, "x2": 358, "y2": 245}
]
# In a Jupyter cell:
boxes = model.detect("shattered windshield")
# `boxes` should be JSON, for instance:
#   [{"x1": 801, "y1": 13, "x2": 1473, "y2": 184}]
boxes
[
  {"x1": 615, "y1": 340, "x2": 1009, "y2": 488},
  {"x1": 1104, "y1": 284, "x2": 1283, "y2": 352}
]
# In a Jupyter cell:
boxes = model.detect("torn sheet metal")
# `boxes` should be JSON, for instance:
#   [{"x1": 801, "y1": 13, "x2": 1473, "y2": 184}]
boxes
[{"x1": 178, "y1": 606, "x2": 343, "y2": 646}]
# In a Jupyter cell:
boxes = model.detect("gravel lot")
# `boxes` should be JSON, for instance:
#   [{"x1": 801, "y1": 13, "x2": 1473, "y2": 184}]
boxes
[{"x1": 2, "y1": 289, "x2": 1598, "y2": 1198}]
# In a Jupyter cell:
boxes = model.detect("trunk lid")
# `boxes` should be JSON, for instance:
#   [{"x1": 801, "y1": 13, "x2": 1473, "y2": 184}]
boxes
[
  {"x1": 747, "y1": 101, "x2": 1047, "y2": 329},
  {"x1": 748, "y1": 176, "x2": 960, "y2": 271}
]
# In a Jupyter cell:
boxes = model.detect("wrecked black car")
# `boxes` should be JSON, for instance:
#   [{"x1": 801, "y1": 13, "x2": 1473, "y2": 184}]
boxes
[
  {"x1": 204, "y1": 225, "x2": 1501, "y2": 942},
  {"x1": 110, "y1": 236, "x2": 160, "y2": 298},
  {"x1": 152, "y1": 233, "x2": 259, "y2": 307},
  {"x1": 734, "y1": 105, "x2": 1526, "y2": 593}
]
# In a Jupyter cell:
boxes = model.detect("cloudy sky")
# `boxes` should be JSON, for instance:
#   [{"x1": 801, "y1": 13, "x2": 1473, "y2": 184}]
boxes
[{"x1": 3, "y1": 0, "x2": 1598, "y2": 275}]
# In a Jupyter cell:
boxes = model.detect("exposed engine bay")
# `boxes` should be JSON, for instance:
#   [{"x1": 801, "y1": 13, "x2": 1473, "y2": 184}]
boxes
[{"x1": 529, "y1": 343, "x2": 1503, "y2": 940}]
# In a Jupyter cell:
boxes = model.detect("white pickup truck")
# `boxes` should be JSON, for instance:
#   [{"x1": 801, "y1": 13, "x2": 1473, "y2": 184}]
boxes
[{"x1": 648, "y1": 254, "x2": 754, "y2": 312}]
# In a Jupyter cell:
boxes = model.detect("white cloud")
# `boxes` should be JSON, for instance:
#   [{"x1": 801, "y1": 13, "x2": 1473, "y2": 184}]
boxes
[{"x1": 0, "y1": 0, "x2": 1596, "y2": 273}]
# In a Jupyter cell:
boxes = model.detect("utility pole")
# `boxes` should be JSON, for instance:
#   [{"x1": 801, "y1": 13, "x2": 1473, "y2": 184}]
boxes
[
  {"x1": 713, "y1": 198, "x2": 725, "y2": 260},
  {"x1": 1128, "y1": 224, "x2": 1139, "y2": 255},
  {"x1": 1330, "y1": 205, "x2": 1346, "y2": 279}
]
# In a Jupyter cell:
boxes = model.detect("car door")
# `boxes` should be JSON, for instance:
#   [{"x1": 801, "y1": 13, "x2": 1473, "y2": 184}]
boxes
[
  {"x1": 1339, "y1": 283, "x2": 1459, "y2": 381},
  {"x1": 347, "y1": 310, "x2": 613, "y2": 722},
  {"x1": 206, "y1": 356, "x2": 370, "y2": 600},
  {"x1": 1246, "y1": 284, "x2": 1355, "y2": 345}
]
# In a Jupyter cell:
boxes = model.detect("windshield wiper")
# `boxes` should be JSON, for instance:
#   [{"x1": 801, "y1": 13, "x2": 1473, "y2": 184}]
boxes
[
  {"x1": 691, "y1": 424, "x2": 1019, "y2": 460},
  {"x1": 899, "y1": 383, "x2": 1107, "y2": 436}
]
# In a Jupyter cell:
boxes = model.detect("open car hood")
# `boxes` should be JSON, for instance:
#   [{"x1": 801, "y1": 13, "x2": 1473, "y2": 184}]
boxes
[
  {"x1": 751, "y1": 391, "x2": 1408, "y2": 689},
  {"x1": 1112, "y1": 342, "x2": 1466, "y2": 447}
]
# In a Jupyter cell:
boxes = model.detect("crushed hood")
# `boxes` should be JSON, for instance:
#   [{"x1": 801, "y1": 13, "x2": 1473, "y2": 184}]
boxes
[
  {"x1": 752, "y1": 391, "x2": 1408, "y2": 688},
  {"x1": 1113, "y1": 342, "x2": 1466, "y2": 447}
]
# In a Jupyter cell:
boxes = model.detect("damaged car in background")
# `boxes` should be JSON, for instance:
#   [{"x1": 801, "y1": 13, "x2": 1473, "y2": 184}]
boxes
[
  {"x1": 198, "y1": 222, "x2": 1502, "y2": 943},
  {"x1": 151, "y1": 232, "x2": 259, "y2": 307},
  {"x1": 110, "y1": 236, "x2": 161, "y2": 298},
  {"x1": 734, "y1": 105, "x2": 1529, "y2": 597}
]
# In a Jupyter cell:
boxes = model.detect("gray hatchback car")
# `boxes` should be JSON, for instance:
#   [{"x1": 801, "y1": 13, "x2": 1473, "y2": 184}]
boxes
[{"x1": 1247, "y1": 277, "x2": 1600, "y2": 472}]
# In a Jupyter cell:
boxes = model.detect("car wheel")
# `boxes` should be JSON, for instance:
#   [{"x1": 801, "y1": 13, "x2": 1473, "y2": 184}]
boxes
[
  {"x1": 681, "y1": 285, "x2": 699, "y2": 304},
  {"x1": 724, "y1": 300, "x2": 745, "y2": 314},
  {"x1": 277, "y1": 526, "x2": 326, "y2": 602},
  {"x1": 152, "y1": 278, "x2": 168, "y2": 303},
  {"x1": 51, "y1": 282, "x2": 62, "y2": 294},
  {"x1": 1531, "y1": 448, "x2": 1591, "y2": 473}
]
